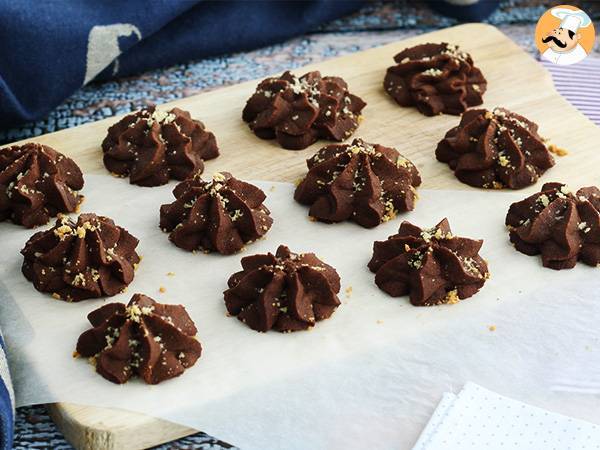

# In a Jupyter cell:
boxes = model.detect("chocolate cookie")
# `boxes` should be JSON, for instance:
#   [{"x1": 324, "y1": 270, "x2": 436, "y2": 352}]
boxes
[
  {"x1": 436, "y1": 108, "x2": 555, "y2": 189},
  {"x1": 102, "y1": 106, "x2": 219, "y2": 186},
  {"x1": 224, "y1": 245, "x2": 341, "y2": 332},
  {"x1": 160, "y1": 172, "x2": 273, "y2": 254},
  {"x1": 384, "y1": 43, "x2": 486, "y2": 116},
  {"x1": 21, "y1": 213, "x2": 140, "y2": 301},
  {"x1": 506, "y1": 182, "x2": 600, "y2": 269},
  {"x1": 368, "y1": 219, "x2": 489, "y2": 306},
  {"x1": 294, "y1": 138, "x2": 421, "y2": 228},
  {"x1": 76, "y1": 293, "x2": 202, "y2": 384},
  {"x1": 0, "y1": 143, "x2": 84, "y2": 228},
  {"x1": 242, "y1": 70, "x2": 366, "y2": 150}
]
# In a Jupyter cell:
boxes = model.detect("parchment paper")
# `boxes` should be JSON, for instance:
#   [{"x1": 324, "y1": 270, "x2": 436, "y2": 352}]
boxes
[{"x1": 1, "y1": 174, "x2": 599, "y2": 450}]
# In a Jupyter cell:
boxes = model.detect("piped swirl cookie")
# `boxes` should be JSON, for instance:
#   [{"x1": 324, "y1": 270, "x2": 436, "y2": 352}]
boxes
[
  {"x1": 224, "y1": 245, "x2": 341, "y2": 332},
  {"x1": 294, "y1": 138, "x2": 421, "y2": 228},
  {"x1": 242, "y1": 70, "x2": 366, "y2": 150},
  {"x1": 368, "y1": 218, "x2": 489, "y2": 306},
  {"x1": 506, "y1": 182, "x2": 600, "y2": 269},
  {"x1": 384, "y1": 43, "x2": 486, "y2": 116},
  {"x1": 160, "y1": 172, "x2": 273, "y2": 255},
  {"x1": 21, "y1": 213, "x2": 140, "y2": 301},
  {"x1": 76, "y1": 293, "x2": 202, "y2": 384},
  {"x1": 436, "y1": 108, "x2": 555, "y2": 189},
  {"x1": 102, "y1": 106, "x2": 219, "y2": 187},
  {"x1": 0, "y1": 143, "x2": 84, "y2": 228}
]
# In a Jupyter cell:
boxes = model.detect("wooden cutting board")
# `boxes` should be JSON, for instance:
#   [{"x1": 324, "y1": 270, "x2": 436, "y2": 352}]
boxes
[{"x1": 7, "y1": 22, "x2": 598, "y2": 449}]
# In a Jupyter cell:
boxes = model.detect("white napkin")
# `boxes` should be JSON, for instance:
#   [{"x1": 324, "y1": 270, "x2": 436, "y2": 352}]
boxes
[{"x1": 413, "y1": 383, "x2": 600, "y2": 450}]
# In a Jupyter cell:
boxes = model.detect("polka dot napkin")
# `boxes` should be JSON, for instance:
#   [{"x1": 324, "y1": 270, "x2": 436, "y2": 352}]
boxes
[{"x1": 413, "y1": 383, "x2": 600, "y2": 450}]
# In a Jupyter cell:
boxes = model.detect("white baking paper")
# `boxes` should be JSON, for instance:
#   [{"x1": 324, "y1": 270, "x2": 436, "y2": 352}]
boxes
[
  {"x1": 1, "y1": 174, "x2": 599, "y2": 450},
  {"x1": 413, "y1": 382, "x2": 600, "y2": 449}
]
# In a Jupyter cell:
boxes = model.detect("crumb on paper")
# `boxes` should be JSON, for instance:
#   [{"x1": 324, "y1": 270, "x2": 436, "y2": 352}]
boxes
[
  {"x1": 52, "y1": 292, "x2": 61, "y2": 300},
  {"x1": 345, "y1": 286, "x2": 353, "y2": 298},
  {"x1": 166, "y1": 271, "x2": 175, "y2": 277},
  {"x1": 445, "y1": 289, "x2": 460, "y2": 304},
  {"x1": 376, "y1": 320, "x2": 383, "y2": 324},
  {"x1": 308, "y1": 216, "x2": 317, "y2": 222},
  {"x1": 547, "y1": 144, "x2": 569, "y2": 156},
  {"x1": 72, "y1": 351, "x2": 79, "y2": 358},
  {"x1": 159, "y1": 286, "x2": 166, "y2": 293},
  {"x1": 269, "y1": 185, "x2": 276, "y2": 192},
  {"x1": 488, "y1": 325, "x2": 497, "y2": 332},
  {"x1": 294, "y1": 178, "x2": 303, "y2": 187}
]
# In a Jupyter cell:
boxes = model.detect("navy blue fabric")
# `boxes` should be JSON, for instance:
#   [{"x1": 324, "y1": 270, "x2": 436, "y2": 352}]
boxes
[
  {"x1": 0, "y1": 333, "x2": 12, "y2": 450},
  {"x1": 0, "y1": 0, "x2": 502, "y2": 129},
  {"x1": 429, "y1": 0, "x2": 500, "y2": 22},
  {"x1": 0, "y1": 0, "x2": 364, "y2": 127}
]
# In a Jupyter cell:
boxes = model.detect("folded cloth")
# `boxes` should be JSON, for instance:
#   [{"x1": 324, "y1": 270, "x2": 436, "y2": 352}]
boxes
[
  {"x1": 542, "y1": 57, "x2": 600, "y2": 126},
  {"x1": 0, "y1": 332, "x2": 14, "y2": 450},
  {"x1": 429, "y1": 0, "x2": 500, "y2": 22},
  {"x1": 0, "y1": 0, "x2": 504, "y2": 128},
  {"x1": 0, "y1": 0, "x2": 365, "y2": 128},
  {"x1": 413, "y1": 382, "x2": 600, "y2": 450}
]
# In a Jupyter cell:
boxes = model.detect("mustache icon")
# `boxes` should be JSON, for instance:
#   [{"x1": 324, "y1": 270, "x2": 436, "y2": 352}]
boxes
[{"x1": 542, "y1": 35, "x2": 567, "y2": 48}]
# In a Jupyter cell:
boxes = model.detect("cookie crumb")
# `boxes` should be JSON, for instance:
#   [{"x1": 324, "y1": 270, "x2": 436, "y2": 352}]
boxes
[
  {"x1": 488, "y1": 325, "x2": 496, "y2": 332},
  {"x1": 445, "y1": 289, "x2": 460, "y2": 304},
  {"x1": 547, "y1": 144, "x2": 569, "y2": 156},
  {"x1": 159, "y1": 286, "x2": 166, "y2": 293},
  {"x1": 345, "y1": 286, "x2": 353, "y2": 298},
  {"x1": 166, "y1": 271, "x2": 175, "y2": 277}
]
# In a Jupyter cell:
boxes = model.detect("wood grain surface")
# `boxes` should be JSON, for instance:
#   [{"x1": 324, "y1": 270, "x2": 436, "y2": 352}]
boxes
[{"x1": 15, "y1": 23, "x2": 599, "y2": 449}]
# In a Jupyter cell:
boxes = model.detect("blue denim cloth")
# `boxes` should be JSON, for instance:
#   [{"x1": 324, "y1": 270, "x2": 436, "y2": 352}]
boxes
[
  {"x1": 0, "y1": 333, "x2": 13, "y2": 450},
  {"x1": 0, "y1": 0, "x2": 365, "y2": 127}
]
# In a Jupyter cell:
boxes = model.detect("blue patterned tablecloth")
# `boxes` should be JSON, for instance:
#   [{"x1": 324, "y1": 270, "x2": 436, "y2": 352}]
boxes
[{"x1": 5, "y1": 1, "x2": 600, "y2": 448}]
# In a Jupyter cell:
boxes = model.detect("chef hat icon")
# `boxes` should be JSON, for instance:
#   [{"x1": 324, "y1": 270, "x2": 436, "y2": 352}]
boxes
[{"x1": 551, "y1": 7, "x2": 592, "y2": 33}]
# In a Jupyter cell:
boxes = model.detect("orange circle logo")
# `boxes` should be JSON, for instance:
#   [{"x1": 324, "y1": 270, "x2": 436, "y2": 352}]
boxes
[{"x1": 535, "y1": 5, "x2": 595, "y2": 65}]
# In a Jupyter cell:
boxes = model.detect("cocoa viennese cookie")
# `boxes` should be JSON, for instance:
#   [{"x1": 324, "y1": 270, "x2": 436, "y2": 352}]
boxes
[
  {"x1": 102, "y1": 106, "x2": 219, "y2": 186},
  {"x1": 368, "y1": 218, "x2": 489, "y2": 306},
  {"x1": 160, "y1": 172, "x2": 273, "y2": 255},
  {"x1": 21, "y1": 213, "x2": 140, "y2": 301},
  {"x1": 384, "y1": 42, "x2": 486, "y2": 116},
  {"x1": 294, "y1": 138, "x2": 421, "y2": 228},
  {"x1": 506, "y1": 182, "x2": 600, "y2": 269},
  {"x1": 76, "y1": 293, "x2": 202, "y2": 384},
  {"x1": 436, "y1": 108, "x2": 555, "y2": 189},
  {"x1": 242, "y1": 70, "x2": 366, "y2": 150},
  {"x1": 224, "y1": 245, "x2": 341, "y2": 332},
  {"x1": 0, "y1": 143, "x2": 84, "y2": 228}
]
